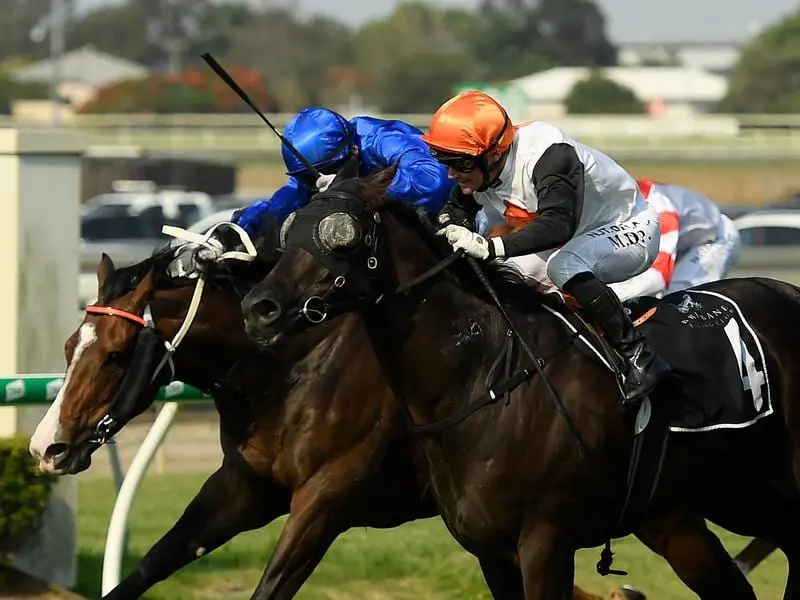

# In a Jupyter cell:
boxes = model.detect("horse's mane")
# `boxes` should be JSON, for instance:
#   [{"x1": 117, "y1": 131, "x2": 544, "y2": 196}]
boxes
[
  {"x1": 102, "y1": 218, "x2": 282, "y2": 302},
  {"x1": 354, "y1": 168, "x2": 562, "y2": 314},
  {"x1": 102, "y1": 245, "x2": 183, "y2": 302}
]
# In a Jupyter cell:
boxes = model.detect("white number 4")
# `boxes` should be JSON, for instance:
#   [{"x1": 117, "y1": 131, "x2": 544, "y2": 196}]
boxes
[{"x1": 723, "y1": 319, "x2": 765, "y2": 411}]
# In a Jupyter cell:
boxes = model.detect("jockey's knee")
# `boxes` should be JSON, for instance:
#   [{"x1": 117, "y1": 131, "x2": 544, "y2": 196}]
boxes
[{"x1": 546, "y1": 250, "x2": 594, "y2": 289}]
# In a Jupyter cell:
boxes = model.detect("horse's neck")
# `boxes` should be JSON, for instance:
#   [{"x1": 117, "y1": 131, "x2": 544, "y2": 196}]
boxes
[
  {"x1": 371, "y1": 218, "x2": 515, "y2": 427},
  {"x1": 151, "y1": 291, "x2": 256, "y2": 393}
]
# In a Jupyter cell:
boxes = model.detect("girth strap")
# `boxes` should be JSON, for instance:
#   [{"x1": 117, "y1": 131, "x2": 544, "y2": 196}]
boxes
[
  {"x1": 414, "y1": 369, "x2": 533, "y2": 436},
  {"x1": 413, "y1": 328, "x2": 582, "y2": 436}
]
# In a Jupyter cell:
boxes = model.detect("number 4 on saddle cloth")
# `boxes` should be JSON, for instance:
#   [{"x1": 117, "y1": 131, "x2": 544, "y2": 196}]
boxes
[
  {"x1": 607, "y1": 289, "x2": 772, "y2": 433},
  {"x1": 556, "y1": 288, "x2": 774, "y2": 559}
]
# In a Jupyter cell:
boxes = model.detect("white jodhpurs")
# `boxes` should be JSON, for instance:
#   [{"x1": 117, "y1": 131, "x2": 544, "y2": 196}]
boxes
[
  {"x1": 505, "y1": 249, "x2": 560, "y2": 294},
  {"x1": 666, "y1": 215, "x2": 741, "y2": 293},
  {"x1": 546, "y1": 202, "x2": 661, "y2": 289}
]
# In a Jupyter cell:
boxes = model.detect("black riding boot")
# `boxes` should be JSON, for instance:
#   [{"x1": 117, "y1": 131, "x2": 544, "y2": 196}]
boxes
[{"x1": 564, "y1": 273, "x2": 671, "y2": 406}]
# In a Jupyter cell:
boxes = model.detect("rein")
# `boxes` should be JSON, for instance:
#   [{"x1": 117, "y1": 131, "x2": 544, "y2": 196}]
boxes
[{"x1": 462, "y1": 257, "x2": 586, "y2": 454}]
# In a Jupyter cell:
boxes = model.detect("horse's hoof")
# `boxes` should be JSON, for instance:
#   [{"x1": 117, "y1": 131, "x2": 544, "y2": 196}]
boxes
[{"x1": 610, "y1": 584, "x2": 646, "y2": 600}]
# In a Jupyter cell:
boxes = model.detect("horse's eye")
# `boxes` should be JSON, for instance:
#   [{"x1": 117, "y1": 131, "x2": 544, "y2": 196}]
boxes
[
  {"x1": 103, "y1": 351, "x2": 125, "y2": 367},
  {"x1": 317, "y1": 212, "x2": 360, "y2": 253}
]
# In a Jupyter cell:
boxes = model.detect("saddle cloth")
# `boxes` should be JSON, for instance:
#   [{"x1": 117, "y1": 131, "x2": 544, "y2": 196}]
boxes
[{"x1": 626, "y1": 289, "x2": 773, "y2": 433}]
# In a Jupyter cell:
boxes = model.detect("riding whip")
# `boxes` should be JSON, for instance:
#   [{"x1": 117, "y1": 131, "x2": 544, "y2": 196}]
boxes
[{"x1": 200, "y1": 53, "x2": 321, "y2": 180}]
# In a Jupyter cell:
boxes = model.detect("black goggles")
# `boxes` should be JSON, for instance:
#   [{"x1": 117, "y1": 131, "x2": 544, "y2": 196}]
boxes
[{"x1": 428, "y1": 148, "x2": 481, "y2": 173}]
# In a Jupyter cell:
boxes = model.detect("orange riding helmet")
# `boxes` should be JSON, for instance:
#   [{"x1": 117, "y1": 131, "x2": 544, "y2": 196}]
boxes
[{"x1": 422, "y1": 91, "x2": 516, "y2": 173}]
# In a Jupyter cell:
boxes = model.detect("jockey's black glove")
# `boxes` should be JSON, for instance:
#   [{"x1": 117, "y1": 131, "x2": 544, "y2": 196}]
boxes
[{"x1": 437, "y1": 188, "x2": 482, "y2": 231}]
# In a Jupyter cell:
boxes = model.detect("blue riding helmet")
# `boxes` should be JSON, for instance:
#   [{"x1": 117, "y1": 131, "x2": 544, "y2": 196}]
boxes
[{"x1": 281, "y1": 107, "x2": 355, "y2": 178}]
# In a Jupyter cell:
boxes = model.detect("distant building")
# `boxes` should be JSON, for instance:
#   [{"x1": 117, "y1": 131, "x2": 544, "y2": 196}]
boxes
[
  {"x1": 618, "y1": 40, "x2": 743, "y2": 77},
  {"x1": 10, "y1": 45, "x2": 149, "y2": 107},
  {"x1": 506, "y1": 66, "x2": 729, "y2": 118}
]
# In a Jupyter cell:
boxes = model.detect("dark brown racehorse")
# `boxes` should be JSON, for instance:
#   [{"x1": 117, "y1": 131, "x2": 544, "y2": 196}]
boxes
[
  {"x1": 27, "y1": 244, "x2": 639, "y2": 600},
  {"x1": 241, "y1": 169, "x2": 800, "y2": 599}
]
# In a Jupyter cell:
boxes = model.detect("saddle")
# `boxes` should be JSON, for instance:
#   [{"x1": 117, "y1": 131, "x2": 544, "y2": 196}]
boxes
[{"x1": 553, "y1": 288, "x2": 773, "y2": 572}]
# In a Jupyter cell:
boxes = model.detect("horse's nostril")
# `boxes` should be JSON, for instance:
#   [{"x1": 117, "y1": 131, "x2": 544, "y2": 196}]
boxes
[
  {"x1": 44, "y1": 442, "x2": 70, "y2": 462},
  {"x1": 253, "y1": 298, "x2": 282, "y2": 324}
]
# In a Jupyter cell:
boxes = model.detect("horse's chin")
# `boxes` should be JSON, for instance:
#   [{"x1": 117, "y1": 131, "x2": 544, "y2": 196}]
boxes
[
  {"x1": 244, "y1": 321, "x2": 283, "y2": 349},
  {"x1": 49, "y1": 443, "x2": 94, "y2": 476},
  {"x1": 265, "y1": 332, "x2": 283, "y2": 347}
]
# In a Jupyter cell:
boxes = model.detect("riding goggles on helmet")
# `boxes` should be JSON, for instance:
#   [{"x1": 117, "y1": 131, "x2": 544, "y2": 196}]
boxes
[
  {"x1": 428, "y1": 148, "x2": 481, "y2": 173},
  {"x1": 427, "y1": 112, "x2": 511, "y2": 174}
]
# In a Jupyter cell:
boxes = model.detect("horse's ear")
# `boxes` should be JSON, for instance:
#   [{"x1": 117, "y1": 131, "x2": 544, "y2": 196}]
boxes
[
  {"x1": 381, "y1": 163, "x2": 399, "y2": 187},
  {"x1": 359, "y1": 163, "x2": 398, "y2": 204},
  {"x1": 128, "y1": 270, "x2": 156, "y2": 308},
  {"x1": 364, "y1": 161, "x2": 400, "y2": 191},
  {"x1": 97, "y1": 253, "x2": 116, "y2": 294}
]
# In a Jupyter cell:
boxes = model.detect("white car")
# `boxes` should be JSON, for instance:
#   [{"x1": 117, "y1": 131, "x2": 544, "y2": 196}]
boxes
[
  {"x1": 730, "y1": 209, "x2": 800, "y2": 285},
  {"x1": 187, "y1": 209, "x2": 238, "y2": 234},
  {"x1": 734, "y1": 210, "x2": 800, "y2": 247}
]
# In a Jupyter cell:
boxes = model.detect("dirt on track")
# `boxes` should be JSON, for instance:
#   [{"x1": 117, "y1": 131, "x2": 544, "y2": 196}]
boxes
[{"x1": 0, "y1": 566, "x2": 87, "y2": 600}]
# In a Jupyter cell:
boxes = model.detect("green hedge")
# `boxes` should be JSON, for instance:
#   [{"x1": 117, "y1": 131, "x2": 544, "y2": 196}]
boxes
[{"x1": 0, "y1": 437, "x2": 55, "y2": 563}]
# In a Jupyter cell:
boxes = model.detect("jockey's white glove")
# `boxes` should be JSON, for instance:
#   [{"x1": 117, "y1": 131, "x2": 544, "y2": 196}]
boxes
[
  {"x1": 436, "y1": 224, "x2": 505, "y2": 260},
  {"x1": 194, "y1": 235, "x2": 225, "y2": 262},
  {"x1": 316, "y1": 173, "x2": 337, "y2": 193}
]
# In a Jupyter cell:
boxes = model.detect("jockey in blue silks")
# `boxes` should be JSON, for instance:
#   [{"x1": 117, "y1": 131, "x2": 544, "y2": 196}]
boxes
[{"x1": 229, "y1": 107, "x2": 454, "y2": 236}]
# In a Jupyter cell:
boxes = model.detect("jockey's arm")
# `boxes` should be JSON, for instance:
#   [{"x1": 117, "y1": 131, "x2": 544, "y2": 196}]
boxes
[
  {"x1": 375, "y1": 133, "x2": 451, "y2": 214},
  {"x1": 438, "y1": 186, "x2": 483, "y2": 228},
  {"x1": 232, "y1": 177, "x2": 307, "y2": 236},
  {"x1": 491, "y1": 143, "x2": 583, "y2": 258}
]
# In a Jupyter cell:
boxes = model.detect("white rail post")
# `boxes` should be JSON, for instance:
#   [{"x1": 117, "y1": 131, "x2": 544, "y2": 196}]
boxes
[
  {"x1": 0, "y1": 128, "x2": 85, "y2": 588},
  {"x1": 101, "y1": 401, "x2": 180, "y2": 595}
]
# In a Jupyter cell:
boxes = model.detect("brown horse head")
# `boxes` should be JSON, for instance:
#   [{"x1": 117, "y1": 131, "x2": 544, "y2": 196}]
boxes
[{"x1": 28, "y1": 246, "x2": 269, "y2": 475}]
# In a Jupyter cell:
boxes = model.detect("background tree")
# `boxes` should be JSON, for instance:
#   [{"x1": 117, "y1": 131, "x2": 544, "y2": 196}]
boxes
[
  {"x1": 66, "y1": 0, "x2": 210, "y2": 70},
  {"x1": 78, "y1": 66, "x2": 276, "y2": 113},
  {"x1": 219, "y1": 9, "x2": 353, "y2": 110},
  {"x1": 353, "y1": 2, "x2": 475, "y2": 112},
  {"x1": 4, "y1": 0, "x2": 622, "y2": 113},
  {"x1": 565, "y1": 71, "x2": 645, "y2": 114},
  {"x1": 0, "y1": 74, "x2": 49, "y2": 114},
  {"x1": 474, "y1": 0, "x2": 616, "y2": 80},
  {"x1": 0, "y1": 0, "x2": 51, "y2": 62},
  {"x1": 718, "y1": 11, "x2": 800, "y2": 113}
]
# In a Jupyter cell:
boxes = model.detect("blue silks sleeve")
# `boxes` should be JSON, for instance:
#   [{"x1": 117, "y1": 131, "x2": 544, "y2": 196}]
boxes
[
  {"x1": 232, "y1": 177, "x2": 310, "y2": 236},
  {"x1": 362, "y1": 128, "x2": 453, "y2": 215}
]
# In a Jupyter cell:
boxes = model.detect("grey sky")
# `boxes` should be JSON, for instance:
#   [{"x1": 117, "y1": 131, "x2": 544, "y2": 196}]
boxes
[{"x1": 77, "y1": 0, "x2": 798, "y2": 42}]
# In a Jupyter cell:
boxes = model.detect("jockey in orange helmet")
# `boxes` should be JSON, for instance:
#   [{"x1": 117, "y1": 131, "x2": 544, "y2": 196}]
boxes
[{"x1": 422, "y1": 91, "x2": 671, "y2": 406}]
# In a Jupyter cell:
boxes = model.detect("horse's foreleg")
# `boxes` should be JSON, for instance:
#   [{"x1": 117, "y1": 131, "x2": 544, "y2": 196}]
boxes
[
  {"x1": 517, "y1": 519, "x2": 575, "y2": 600},
  {"x1": 478, "y1": 554, "x2": 524, "y2": 599},
  {"x1": 478, "y1": 553, "x2": 611, "y2": 600},
  {"x1": 249, "y1": 481, "x2": 346, "y2": 600},
  {"x1": 103, "y1": 460, "x2": 288, "y2": 600},
  {"x1": 636, "y1": 512, "x2": 756, "y2": 600}
]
